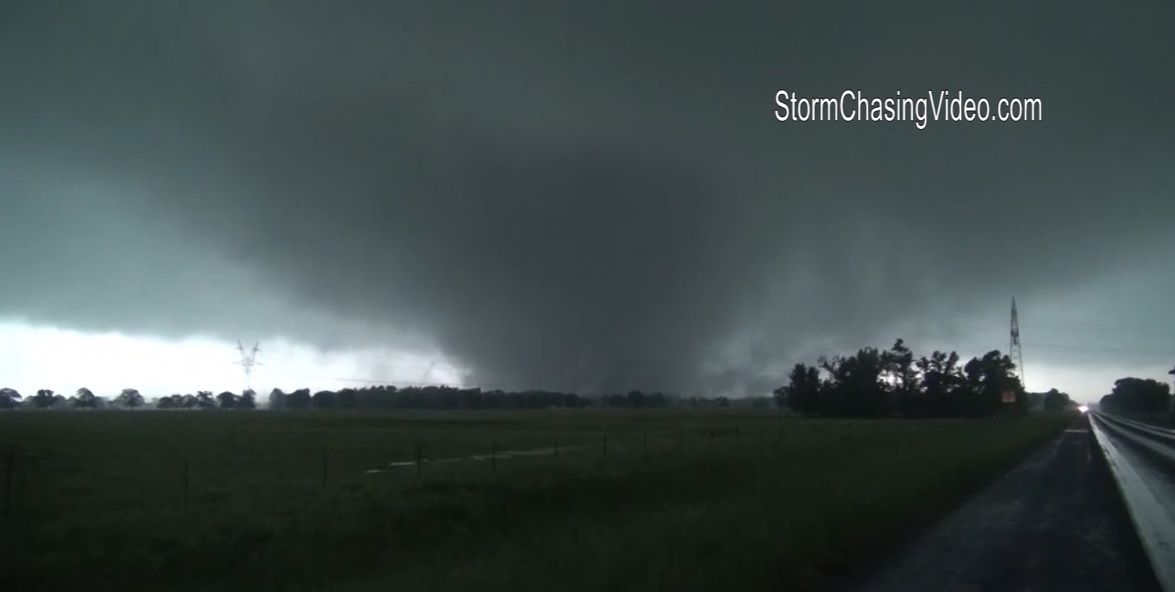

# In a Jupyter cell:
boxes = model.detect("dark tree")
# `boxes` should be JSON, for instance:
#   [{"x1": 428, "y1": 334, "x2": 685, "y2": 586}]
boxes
[
  {"x1": 884, "y1": 339, "x2": 921, "y2": 416},
  {"x1": 157, "y1": 394, "x2": 182, "y2": 409},
  {"x1": 115, "y1": 388, "x2": 145, "y2": 408},
  {"x1": 646, "y1": 392, "x2": 669, "y2": 408},
  {"x1": 819, "y1": 347, "x2": 888, "y2": 417},
  {"x1": 73, "y1": 387, "x2": 99, "y2": 408},
  {"x1": 1043, "y1": 388, "x2": 1071, "y2": 412},
  {"x1": 626, "y1": 390, "x2": 646, "y2": 408},
  {"x1": 311, "y1": 390, "x2": 338, "y2": 408},
  {"x1": 239, "y1": 389, "x2": 256, "y2": 409},
  {"x1": 773, "y1": 339, "x2": 1060, "y2": 419},
  {"x1": 1101, "y1": 378, "x2": 1170, "y2": 414},
  {"x1": 962, "y1": 350, "x2": 1023, "y2": 416},
  {"x1": 0, "y1": 387, "x2": 21, "y2": 409},
  {"x1": 268, "y1": 388, "x2": 286, "y2": 410},
  {"x1": 916, "y1": 350, "x2": 964, "y2": 416},
  {"x1": 216, "y1": 391, "x2": 238, "y2": 409},
  {"x1": 286, "y1": 388, "x2": 312, "y2": 409},
  {"x1": 195, "y1": 391, "x2": 216, "y2": 409},
  {"x1": 776, "y1": 363, "x2": 823, "y2": 415}
]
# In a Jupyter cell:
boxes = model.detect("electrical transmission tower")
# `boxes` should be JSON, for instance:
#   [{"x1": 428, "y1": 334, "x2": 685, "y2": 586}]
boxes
[
  {"x1": 1010, "y1": 299, "x2": 1025, "y2": 387},
  {"x1": 236, "y1": 340, "x2": 262, "y2": 392}
]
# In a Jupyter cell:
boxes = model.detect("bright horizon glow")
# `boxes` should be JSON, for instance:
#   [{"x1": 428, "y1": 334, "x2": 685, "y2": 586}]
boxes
[
  {"x1": 0, "y1": 319, "x2": 463, "y2": 401},
  {"x1": 0, "y1": 319, "x2": 1169, "y2": 405},
  {"x1": 1021, "y1": 361, "x2": 1174, "y2": 405}
]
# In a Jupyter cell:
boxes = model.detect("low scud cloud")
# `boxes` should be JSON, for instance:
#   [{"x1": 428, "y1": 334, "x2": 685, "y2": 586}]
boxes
[{"x1": 2, "y1": 1, "x2": 1173, "y2": 399}]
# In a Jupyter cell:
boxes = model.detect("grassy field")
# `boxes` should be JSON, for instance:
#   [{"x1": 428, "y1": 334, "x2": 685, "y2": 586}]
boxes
[{"x1": 0, "y1": 409, "x2": 1071, "y2": 591}]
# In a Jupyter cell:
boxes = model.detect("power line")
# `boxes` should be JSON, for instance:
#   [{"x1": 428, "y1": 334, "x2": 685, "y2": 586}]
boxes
[
  {"x1": 1022, "y1": 342, "x2": 1175, "y2": 356},
  {"x1": 228, "y1": 307, "x2": 1173, "y2": 395}
]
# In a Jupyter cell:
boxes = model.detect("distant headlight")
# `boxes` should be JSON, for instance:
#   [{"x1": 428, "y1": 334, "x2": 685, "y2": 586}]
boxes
[{"x1": 1078, "y1": 405, "x2": 1089, "y2": 414}]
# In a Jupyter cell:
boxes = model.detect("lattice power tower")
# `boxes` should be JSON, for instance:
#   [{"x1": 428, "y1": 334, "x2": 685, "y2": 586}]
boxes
[
  {"x1": 236, "y1": 340, "x2": 262, "y2": 392},
  {"x1": 1010, "y1": 299, "x2": 1025, "y2": 387}
]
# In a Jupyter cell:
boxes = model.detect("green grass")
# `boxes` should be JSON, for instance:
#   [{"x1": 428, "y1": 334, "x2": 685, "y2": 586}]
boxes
[{"x1": 0, "y1": 410, "x2": 1070, "y2": 591}]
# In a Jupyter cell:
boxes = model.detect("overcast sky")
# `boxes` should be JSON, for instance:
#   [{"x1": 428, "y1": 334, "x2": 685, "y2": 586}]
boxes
[{"x1": 2, "y1": 1, "x2": 1173, "y2": 402}]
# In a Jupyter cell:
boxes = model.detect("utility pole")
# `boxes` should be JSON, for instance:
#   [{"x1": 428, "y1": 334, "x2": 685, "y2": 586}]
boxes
[
  {"x1": 1010, "y1": 299, "x2": 1025, "y2": 388},
  {"x1": 1168, "y1": 366, "x2": 1175, "y2": 416}
]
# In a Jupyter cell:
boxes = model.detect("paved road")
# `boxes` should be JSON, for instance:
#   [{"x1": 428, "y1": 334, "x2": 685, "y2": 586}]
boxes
[
  {"x1": 1090, "y1": 412, "x2": 1175, "y2": 590},
  {"x1": 855, "y1": 421, "x2": 1160, "y2": 592},
  {"x1": 1096, "y1": 413, "x2": 1175, "y2": 496}
]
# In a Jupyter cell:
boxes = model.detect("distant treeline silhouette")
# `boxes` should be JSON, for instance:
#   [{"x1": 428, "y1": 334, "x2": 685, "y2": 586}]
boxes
[
  {"x1": 0, "y1": 387, "x2": 147, "y2": 409},
  {"x1": 773, "y1": 339, "x2": 1072, "y2": 418},
  {"x1": 0, "y1": 338, "x2": 1101, "y2": 417},
  {"x1": 265, "y1": 386, "x2": 700, "y2": 410},
  {"x1": 267, "y1": 386, "x2": 591, "y2": 410},
  {"x1": 0, "y1": 385, "x2": 709, "y2": 410},
  {"x1": 157, "y1": 390, "x2": 257, "y2": 409},
  {"x1": 1098, "y1": 377, "x2": 1172, "y2": 415}
]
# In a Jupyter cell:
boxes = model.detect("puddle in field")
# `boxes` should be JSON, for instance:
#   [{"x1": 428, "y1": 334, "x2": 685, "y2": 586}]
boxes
[{"x1": 367, "y1": 446, "x2": 581, "y2": 474}]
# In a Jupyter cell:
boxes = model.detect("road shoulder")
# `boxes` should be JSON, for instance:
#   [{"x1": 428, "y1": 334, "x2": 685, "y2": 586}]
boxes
[{"x1": 853, "y1": 422, "x2": 1160, "y2": 592}]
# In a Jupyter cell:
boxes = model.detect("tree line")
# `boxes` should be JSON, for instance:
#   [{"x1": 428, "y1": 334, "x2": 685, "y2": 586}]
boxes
[
  {"x1": 156, "y1": 390, "x2": 257, "y2": 409},
  {"x1": 0, "y1": 387, "x2": 256, "y2": 410},
  {"x1": 0, "y1": 387, "x2": 147, "y2": 409},
  {"x1": 8, "y1": 338, "x2": 1135, "y2": 417},
  {"x1": 1098, "y1": 377, "x2": 1172, "y2": 415},
  {"x1": 266, "y1": 385, "x2": 591, "y2": 410},
  {"x1": 772, "y1": 339, "x2": 1074, "y2": 418},
  {"x1": 0, "y1": 385, "x2": 698, "y2": 411},
  {"x1": 263, "y1": 386, "x2": 708, "y2": 410}
]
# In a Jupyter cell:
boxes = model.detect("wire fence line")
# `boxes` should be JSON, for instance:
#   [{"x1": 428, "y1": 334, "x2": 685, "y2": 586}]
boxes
[{"x1": 0, "y1": 418, "x2": 824, "y2": 525}]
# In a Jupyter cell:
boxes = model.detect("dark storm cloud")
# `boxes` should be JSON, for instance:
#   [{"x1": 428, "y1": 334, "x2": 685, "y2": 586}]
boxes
[{"x1": 2, "y1": 1, "x2": 1173, "y2": 395}]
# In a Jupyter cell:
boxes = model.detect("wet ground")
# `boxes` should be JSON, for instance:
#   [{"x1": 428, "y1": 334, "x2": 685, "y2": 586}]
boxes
[
  {"x1": 855, "y1": 421, "x2": 1160, "y2": 592},
  {"x1": 1097, "y1": 415, "x2": 1175, "y2": 495}
]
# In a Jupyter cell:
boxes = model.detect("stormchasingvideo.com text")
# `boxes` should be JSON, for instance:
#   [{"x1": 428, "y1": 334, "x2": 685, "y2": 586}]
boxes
[{"x1": 774, "y1": 89, "x2": 1042, "y2": 130}]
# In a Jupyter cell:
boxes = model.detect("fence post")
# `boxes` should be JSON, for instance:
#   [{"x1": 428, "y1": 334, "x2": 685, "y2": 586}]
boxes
[
  {"x1": 3, "y1": 448, "x2": 13, "y2": 519},
  {"x1": 182, "y1": 457, "x2": 190, "y2": 514},
  {"x1": 491, "y1": 441, "x2": 497, "y2": 473},
  {"x1": 15, "y1": 449, "x2": 24, "y2": 514},
  {"x1": 416, "y1": 443, "x2": 422, "y2": 478},
  {"x1": 321, "y1": 445, "x2": 328, "y2": 487}
]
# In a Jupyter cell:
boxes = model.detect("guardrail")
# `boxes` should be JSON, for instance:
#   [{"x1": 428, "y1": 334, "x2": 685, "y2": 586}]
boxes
[{"x1": 1089, "y1": 411, "x2": 1175, "y2": 592}]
